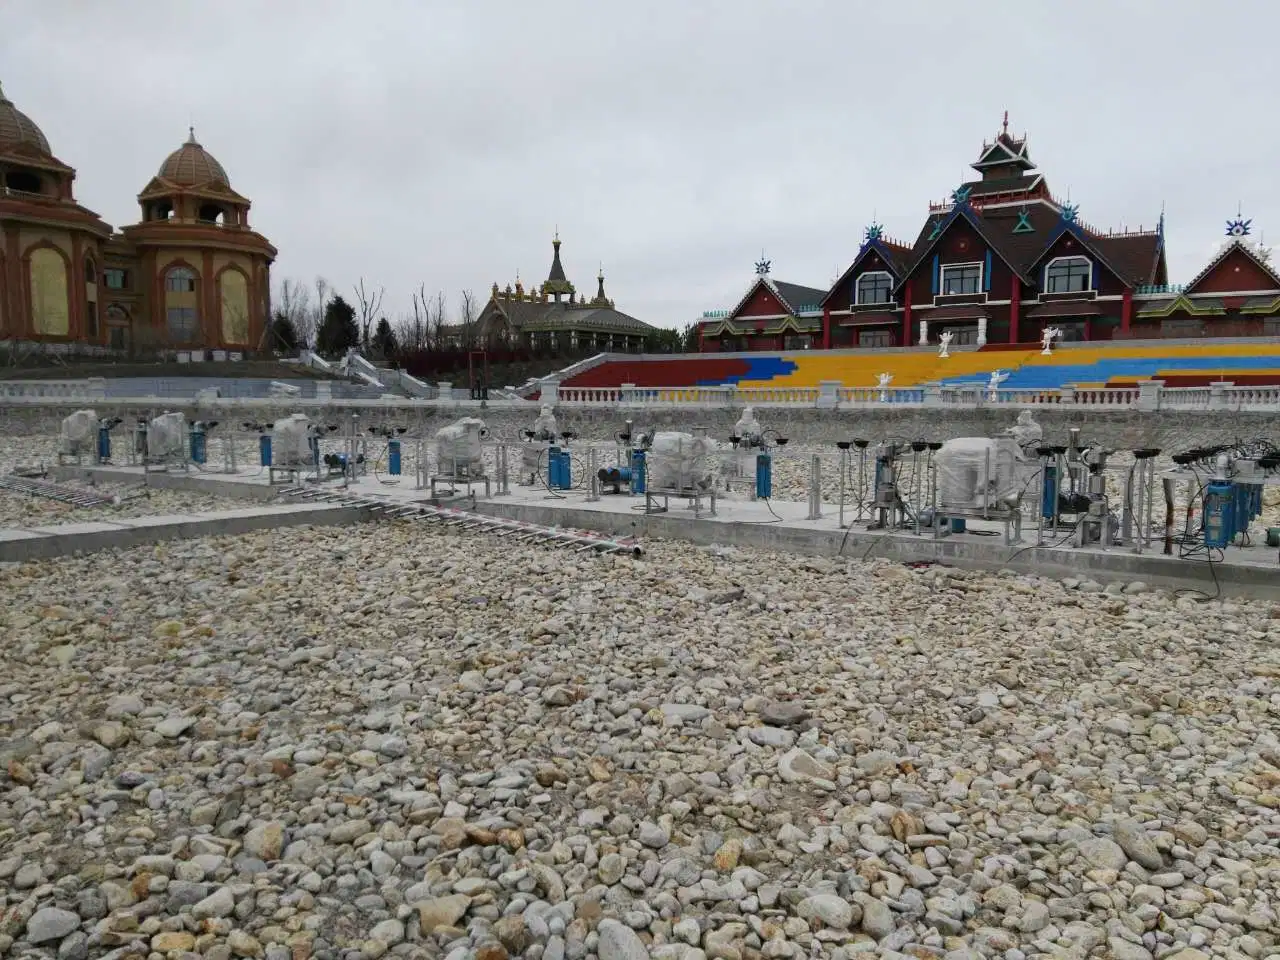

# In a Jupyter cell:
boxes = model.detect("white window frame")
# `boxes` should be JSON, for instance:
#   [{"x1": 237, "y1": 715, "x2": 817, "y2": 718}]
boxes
[
  {"x1": 940, "y1": 261, "x2": 983, "y2": 296},
  {"x1": 1044, "y1": 256, "x2": 1092, "y2": 294},
  {"x1": 854, "y1": 270, "x2": 894, "y2": 305}
]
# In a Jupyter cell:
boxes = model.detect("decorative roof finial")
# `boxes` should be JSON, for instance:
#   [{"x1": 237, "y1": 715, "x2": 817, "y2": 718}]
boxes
[
  {"x1": 0, "y1": 81, "x2": 7, "y2": 103},
  {"x1": 1002, "y1": 110, "x2": 1009, "y2": 136},
  {"x1": 754, "y1": 252, "x2": 771, "y2": 276},
  {"x1": 186, "y1": 125, "x2": 198, "y2": 145},
  {"x1": 951, "y1": 184, "x2": 972, "y2": 206},
  {"x1": 1226, "y1": 211, "x2": 1252, "y2": 238},
  {"x1": 1061, "y1": 202, "x2": 1079, "y2": 224},
  {"x1": 863, "y1": 221, "x2": 884, "y2": 243}
]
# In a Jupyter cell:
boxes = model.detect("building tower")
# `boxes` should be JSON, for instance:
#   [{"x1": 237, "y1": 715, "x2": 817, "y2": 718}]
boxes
[
  {"x1": 119, "y1": 128, "x2": 276, "y2": 351},
  {"x1": 0, "y1": 81, "x2": 112, "y2": 342},
  {"x1": 540, "y1": 232, "x2": 576, "y2": 303}
]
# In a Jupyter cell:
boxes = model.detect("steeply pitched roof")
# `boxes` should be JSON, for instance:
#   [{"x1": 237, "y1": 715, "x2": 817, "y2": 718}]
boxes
[
  {"x1": 486, "y1": 296, "x2": 655, "y2": 334},
  {"x1": 1182, "y1": 239, "x2": 1280, "y2": 294},
  {"x1": 772, "y1": 280, "x2": 827, "y2": 312},
  {"x1": 820, "y1": 237, "x2": 914, "y2": 307},
  {"x1": 900, "y1": 199, "x2": 1163, "y2": 291}
]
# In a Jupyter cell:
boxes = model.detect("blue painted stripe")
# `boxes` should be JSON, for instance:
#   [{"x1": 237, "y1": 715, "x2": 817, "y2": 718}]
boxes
[
  {"x1": 931, "y1": 255, "x2": 940, "y2": 295},
  {"x1": 984, "y1": 250, "x2": 992, "y2": 291}
]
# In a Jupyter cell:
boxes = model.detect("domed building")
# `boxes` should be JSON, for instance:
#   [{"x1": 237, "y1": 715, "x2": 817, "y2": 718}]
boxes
[{"x1": 0, "y1": 81, "x2": 276, "y2": 353}]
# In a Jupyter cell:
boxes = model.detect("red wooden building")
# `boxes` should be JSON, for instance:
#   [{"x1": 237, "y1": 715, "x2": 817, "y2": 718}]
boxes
[{"x1": 698, "y1": 118, "x2": 1280, "y2": 350}]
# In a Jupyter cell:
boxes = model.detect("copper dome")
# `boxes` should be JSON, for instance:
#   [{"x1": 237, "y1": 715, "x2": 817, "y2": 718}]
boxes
[
  {"x1": 158, "y1": 128, "x2": 230, "y2": 187},
  {"x1": 0, "y1": 81, "x2": 53, "y2": 155}
]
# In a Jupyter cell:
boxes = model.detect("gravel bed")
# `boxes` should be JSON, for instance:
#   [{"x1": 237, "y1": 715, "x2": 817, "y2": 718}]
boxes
[
  {"x1": 0, "y1": 482, "x2": 251, "y2": 529},
  {"x1": 1, "y1": 522, "x2": 1278, "y2": 960}
]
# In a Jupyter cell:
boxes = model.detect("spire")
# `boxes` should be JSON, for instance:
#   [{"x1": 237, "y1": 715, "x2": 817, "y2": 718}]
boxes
[
  {"x1": 186, "y1": 125, "x2": 198, "y2": 145},
  {"x1": 0, "y1": 81, "x2": 7, "y2": 103},
  {"x1": 1002, "y1": 110, "x2": 1009, "y2": 136},
  {"x1": 590, "y1": 263, "x2": 611, "y2": 307},
  {"x1": 542, "y1": 230, "x2": 575, "y2": 300}
]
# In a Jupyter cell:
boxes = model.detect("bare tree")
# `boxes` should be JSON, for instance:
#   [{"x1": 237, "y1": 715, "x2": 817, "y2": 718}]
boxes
[
  {"x1": 430, "y1": 290, "x2": 448, "y2": 349},
  {"x1": 310, "y1": 276, "x2": 330, "y2": 353},
  {"x1": 273, "y1": 278, "x2": 314, "y2": 350},
  {"x1": 353, "y1": 279, "x2": 385, "y2": 350},
  {"x1": 458, "y1": 289, "x2": 477, "y2": 349},
  {"x1": 405, "y1": 283, "x2": 431, "y2": 351}
]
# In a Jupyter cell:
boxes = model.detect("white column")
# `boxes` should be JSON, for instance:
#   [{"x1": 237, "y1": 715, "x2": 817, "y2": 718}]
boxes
[
  {"x1": 976, "y1": 317, "x2": 988, "y2": 347},
  {"x1": 918, "y1": 319, "x2": 928, "y2": 346}
]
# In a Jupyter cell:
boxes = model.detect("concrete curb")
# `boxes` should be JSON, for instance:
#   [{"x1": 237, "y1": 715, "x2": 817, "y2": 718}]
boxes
[
  {"x1": 473, "y1": 500, "x2": 1275, "y2": 599},
  {"x1": 0, "y1": 503, "x2": 367, "y2": 563}
]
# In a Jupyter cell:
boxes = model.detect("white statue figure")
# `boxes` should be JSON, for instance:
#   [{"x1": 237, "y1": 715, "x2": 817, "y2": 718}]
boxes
[
  {"x1": 918, "y1": 320, "x2": 928, "y2": 346},
  {"x1": 877, "y1": 372, "x2": 893, "y2": 403},
  {"x1": 937, "y1": 331, "x2": 953, "y2": 359},
  {"x1": 976, "y1": 316, "x2": 988, "y2": 347},
  {"x1": 1040, "y1": 326, "x2": 1060, "y2": 355},
  {"x1": 986, "y1": 369, "x2": 1009, "y2": 401}
]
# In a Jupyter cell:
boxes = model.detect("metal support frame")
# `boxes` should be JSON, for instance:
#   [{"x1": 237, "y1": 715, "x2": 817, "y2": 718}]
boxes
[{"x1": 644, "y1": 487, "x2": 716, "y2": 519}]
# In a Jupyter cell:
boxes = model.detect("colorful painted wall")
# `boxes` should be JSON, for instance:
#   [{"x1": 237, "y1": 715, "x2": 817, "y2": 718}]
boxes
[{"x1": 561, "y1": 341, "x2": 1280, "y2": 392}]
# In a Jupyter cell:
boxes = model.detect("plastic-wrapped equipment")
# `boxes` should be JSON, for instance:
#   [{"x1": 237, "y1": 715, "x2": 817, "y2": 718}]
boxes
[
  {"x1": 59, "y1": 409, "x2": 98, "y2": 456},
  {"x1": 734, "y1": 406, "x2": 763, "y2": 446},
  {"x1": 1003, "y1": 410, "x2": 1043, "y2": 451},
  {"x1": 934, "y1": 436, "x2": 1033, "y2": 510},
  {"x1": 269, "y1": 381, "x2": 301, "y2": 398},
  {"x1": 270, "y1": 413, "x2": 315, "y2": 468},
  {"x1": 647, "y1": 431, "x2": 713, "y2": 491},
  {"x1": 532, "y1": 405, "x2": 557, "y2": 441},
  {"x1": 146, "y1": 412, "x2": 187, "y2": 460},
  {"x1": 435, "y1": 417, "x2": 488, "y2": 476}
]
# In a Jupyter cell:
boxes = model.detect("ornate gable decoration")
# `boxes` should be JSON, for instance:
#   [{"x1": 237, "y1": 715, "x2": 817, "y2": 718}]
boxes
[
  {"x1": 863, "y1": 222, "x2": 884, "y2": 243},
  {"x1": 1060, "y1": 203, "x2": 1079, "y2": 224},
  {"x1": 1226, "y1": 216, "x2": 1252, "y2": 238},
  {"x1": 1013, "y1": 208, "x2": 1034, "y2": 234},
  {"x1": 754, "y1": 256, "x2": 771, "y2": 276}
]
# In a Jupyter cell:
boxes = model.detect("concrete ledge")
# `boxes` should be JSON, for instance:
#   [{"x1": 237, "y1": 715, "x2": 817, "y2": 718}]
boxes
[
  {"x1": 0, "y1": 503, "x2": 367, "y2": 563},
  {"x1": 473, "y1": 500, "x2": 1277, "y2": 599},
  {"x1": 51, "y1": 466, "x2": 286, "y2": 503}
]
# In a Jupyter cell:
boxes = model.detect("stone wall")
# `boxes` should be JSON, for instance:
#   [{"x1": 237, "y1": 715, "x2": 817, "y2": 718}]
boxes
[{"x1": 2, "y1": 402, "x2": 1273, "y2": 453}]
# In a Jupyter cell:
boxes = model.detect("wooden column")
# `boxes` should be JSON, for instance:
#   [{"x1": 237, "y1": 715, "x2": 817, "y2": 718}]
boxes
[
  {"x1": 1121, "y1": 288, "x2": 1133, "y2": 338},
  {"x1": 1009, "y1": 276, "x2": 1021, "y2": 344},
  {"x1": 821, "y1": 305, "x2": 831, "y2": 350},
  {"x1": 902, "y1": 285, "x2": 912, "y2": 347}
]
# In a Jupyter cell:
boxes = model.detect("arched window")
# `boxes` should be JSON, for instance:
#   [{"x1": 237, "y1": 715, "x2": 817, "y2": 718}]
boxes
[
  {"x1": 855, "y1": 271, "x2": 894, "y2": 305},
  {"x1": 1045, "y1": 256, "x2": 1092, "y2": 294},
  {"x1": 165, "y1": 266, "x2": 197, "y2": 293},
  {"x1": 218, "y1": 270, "x2": 250, "y2": 345},
  {"x1": 164, "y1": 265, "x2": 199, "y2": 343},
  {"x1": 29, "y1": 247, "x2": 69, "y2": 336}
]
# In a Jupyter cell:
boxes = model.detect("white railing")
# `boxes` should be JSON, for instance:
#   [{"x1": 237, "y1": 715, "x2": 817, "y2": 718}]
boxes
[
  {"x1": 1158, "y1": 387, "x2": 1213, "y2": 409},
  {"x1": 1222, "y1": 385, "x2": 1280, "y2": 410},
  {"x1": 2, "y1": 380, "x2": 1278, "y2": 412}
]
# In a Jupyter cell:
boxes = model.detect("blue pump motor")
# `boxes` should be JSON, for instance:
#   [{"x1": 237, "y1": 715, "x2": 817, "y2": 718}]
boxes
[
  {"x1": 1040, "y1": 463, "x2": 1058, "y2": 520},
  {"x1": 259, "y1": 434, "x2": 272, "y2": 466},
  {"x1": 189, "y1": 426, "x2": 207, "y2": 465},
  {"x1": 755, "y1": 451, "x2": 772, "y2": 499},
  {"x1": 388, "y1": 438, "x2": 402, "y2": 476},
  {"x1": 547, "y1": 446, "x2": 572, "y2": 490},
  {"x1": 1202, "y1": 480, "x2": 1235, "y2": 549},
  {"x1": 96, "y1": 425, "x2": 111, "y2": 463},
  {"x1": 630, "y1": 449, "x2": 647, "y2": 494}
]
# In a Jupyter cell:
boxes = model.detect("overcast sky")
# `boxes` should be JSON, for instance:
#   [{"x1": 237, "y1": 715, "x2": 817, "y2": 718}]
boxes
[{"x1": 3, "y1": 1, "x2": 1275, "y2": 329}]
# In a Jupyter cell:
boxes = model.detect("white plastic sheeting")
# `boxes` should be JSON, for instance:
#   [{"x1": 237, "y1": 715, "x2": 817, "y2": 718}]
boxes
[
  {"x1": 648, "y1": 431, "x2": 713, "y2": 491},
  {"x1": 59, "y1": 409, "x2": 98, "y2": 455},
  {"x1": 146, "y1": 412, "x2": 187, "y2": 460},
  {"x1": 532, "y1": 406, "x2": 557, "y2": 440},
  {"x1": 436, "y1": 417, "x2": 488, "y2": 475},
  {"x1": 734, "y1": 406, "x2": 763, "y2": 445},
  {"x1": 1003, "y1": 410, "x2": 1043, "y2": 451},
  {"x1": 271, "y1": 413, "x2": 315, "y2": 468},
  {"x1": 934, "y1": 412, "x2": 1042, "y2": 509}
]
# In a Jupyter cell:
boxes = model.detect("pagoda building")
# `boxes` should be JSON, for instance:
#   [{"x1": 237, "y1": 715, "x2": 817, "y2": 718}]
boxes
[{"x1": 471, "y1": 233, "x2": 657, "y2": 352}]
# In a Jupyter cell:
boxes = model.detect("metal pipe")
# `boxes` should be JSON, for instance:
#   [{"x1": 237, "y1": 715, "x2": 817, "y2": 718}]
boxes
[
  {"x1": 807, "y1": 454, "x2": 822, "y2": 521},
  {"x1": 586, "y1": 446, "x2": 600, "y2": 502}
]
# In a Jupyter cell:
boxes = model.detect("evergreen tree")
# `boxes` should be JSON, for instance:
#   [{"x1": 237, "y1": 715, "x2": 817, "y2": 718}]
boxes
[
  {"x1": 268, "y1": 311, "x2": 299, "y2": 354},
  {"x1": 316, "y1": 295, "x2": 359, "y2": 357},
  {"x1": 372, "y1": 317, "x2": 398, "y2": 359}
]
